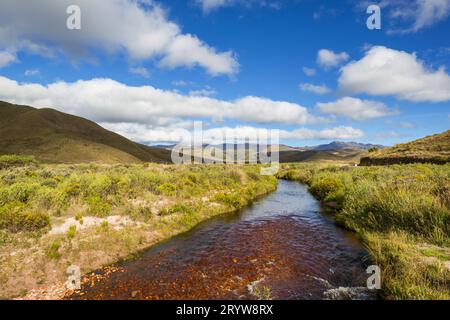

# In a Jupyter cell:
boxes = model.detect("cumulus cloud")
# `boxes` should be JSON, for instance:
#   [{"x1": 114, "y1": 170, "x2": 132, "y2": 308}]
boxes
[
  {"x1": 317, "y1": 49, "x2": 349, "y2": 69},
  {"x1": 300, "y1": 83, "x2": 331, "y2": 95},
  {"x1": 0, "y1": 0, "x2": 238, "y2": 76},
  {"x1": 317, "y1": 97, "x2": 398, "y2": 121},
  {"x1": 0, "y1": 76, "x2": 317, "y2": 126},
  {"x1": 339, "y1": 46, "x2": 450, "y2": 102},
  {"x1": 102, "y1": 122, "x2": 364, "y2": 144},
  {"x1": 0, "y1": 75, "x2": 365, "y2": 143},
  {"x1": 0, "y1": 51, "x2": 17, "y2": 68}
]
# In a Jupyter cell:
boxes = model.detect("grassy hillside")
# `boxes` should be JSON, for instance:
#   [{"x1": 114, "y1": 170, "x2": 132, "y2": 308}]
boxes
[
  {"x1": 278, "y1": 163, "x2": 450, "y2": 300},
  {"x1": 279, "y1": 149, "x2": 363, "y2": 163},
  {"x1": 361, "y1": 130, "x2": 450, "y2": 165},
  {"x1": 0, "y1": 101, "x2": 171, "y2": 164}
]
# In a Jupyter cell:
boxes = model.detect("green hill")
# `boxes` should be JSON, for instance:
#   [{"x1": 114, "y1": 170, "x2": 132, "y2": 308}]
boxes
[
  {"x1": 279, "y1": 149, "x2": 363, "y2": 163},
  {"x1": 360, "y1": 130, "x2": 450, "y2": 166},
  {"x1": 0, "y1": 101, "x2": 171, "y2": 164}
]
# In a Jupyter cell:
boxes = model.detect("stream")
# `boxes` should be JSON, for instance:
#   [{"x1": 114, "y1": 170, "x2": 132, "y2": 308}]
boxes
[{"x1": 68, "y1": 180, "x2": 375, "y2": 300}]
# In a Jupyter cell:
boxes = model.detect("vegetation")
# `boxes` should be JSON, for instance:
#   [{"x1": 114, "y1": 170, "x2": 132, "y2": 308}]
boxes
[
  {"x1": 278, "y1": 162, "x2": 450, "y2": 299},
  {"x1": 0, "y1": 101, "x2": 171, "y2": 164},
  {"x1": 361, "y1": 130, "x2": 450, "y2": 165},
  {"x1": 0, "y1": 157, "x2": 276, "y2": 299},
  {"x1": 279, "y1": 149, "x2": 363, "y2": 164}
]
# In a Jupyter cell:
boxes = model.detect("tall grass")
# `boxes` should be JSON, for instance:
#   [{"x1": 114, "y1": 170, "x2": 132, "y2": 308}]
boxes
[{"x1": 278, "y1": 163, "x2": 450, "y2": 299}]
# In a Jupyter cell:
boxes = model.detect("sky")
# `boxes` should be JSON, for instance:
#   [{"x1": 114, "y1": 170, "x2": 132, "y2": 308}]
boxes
[{"x1": 0, "y1": 0, "x2": 449, "y2": 147}]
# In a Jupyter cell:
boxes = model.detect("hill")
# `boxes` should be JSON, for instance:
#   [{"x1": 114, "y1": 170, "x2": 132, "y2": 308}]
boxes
[
  {"x1": 0, "y1": 101, "x2": 171, "y2": 164},
  {"x1": 309, "y1": 141, "x2": 385, "y2": 151},
  {"x1": 279, "y1": 149, "x2": 363, "y2": 163},
  {"x1": 360, "y1": 130, "x2": 450, "y2": 166}
]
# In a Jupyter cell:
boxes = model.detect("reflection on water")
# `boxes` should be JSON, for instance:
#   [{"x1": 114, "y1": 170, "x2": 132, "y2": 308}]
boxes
[{"x1": 68, "y1": 180, "x2": 374, "y2": 300}]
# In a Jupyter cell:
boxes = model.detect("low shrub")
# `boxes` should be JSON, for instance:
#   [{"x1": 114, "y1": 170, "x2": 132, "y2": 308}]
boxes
[
  {"x1": 86, "y1": 196, "x2": 110, "y2": 217},
  {"x1": 0, "y1": 202, "x2": 50, "y2": 232},
  {"x1": 0, "y1": 155, "x2": 39, "y2": 170}
]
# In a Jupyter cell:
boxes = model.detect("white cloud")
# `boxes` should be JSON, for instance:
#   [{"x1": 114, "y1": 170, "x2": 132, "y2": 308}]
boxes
[
  {"x1": 0, "y1": 51, "x2": 17, "y2": 68},
  {"x1": 317, "y1": 49, "x2": 349, "y2": 69},
  {"x1": 300, "y1": 83, "x2": 331, "y2": 95},
  {"x1": 24, "y1": 69, "x2": 40, "y2": 77},
  {"x1": 339, "y1": 46, "x2": 450, "y2": 102},
  {"x1": 317, "y1": 97, "x2": 398, "y2": 121},
  {"x1": 171, "y1": 80, "x2": 192, "y2": 87},
  {"x1": 302, "y1": 67, "x2": 316, "y2": 76},
  {"x1": 102, "y1": 122, "x2": 364, "y2": 144},
  {"x1": 0, "y1": 76, "x2": 316, "y2": 127},
  {"x1": 0, "y1": 74, "x2": 364, "y2": 144},
  {"x1": 0, "y1": 0, "x2": 238, "y2": 76},
  {"x1": 377, "y1": 0, "x2": 450, "y2": 33},
  {"x1": 129, "y1": 67, "x2": 151, "y2": 78},
  {"x1": 196, "y1": 0, "x2": 281, "y2": 13}
]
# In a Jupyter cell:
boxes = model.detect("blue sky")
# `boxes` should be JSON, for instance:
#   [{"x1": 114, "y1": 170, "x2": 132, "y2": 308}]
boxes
[{"x1": 0, "y1": 0, "x2": 449, "y2": 146}]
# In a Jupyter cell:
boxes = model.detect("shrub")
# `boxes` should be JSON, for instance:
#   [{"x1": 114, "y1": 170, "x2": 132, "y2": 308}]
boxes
[
  {"x1": 0, "y1": 182, "x2": 39, "y2": 205},
  {"x1": 309, "y1": 175, "x2": 344, "y2": 201},
  {"x1": 137, "y1": 206, "x2": 153, "y2": 222},
  {"x1": 160, "y1": 203, "x2": 194, "y2": 216},
  {"x1": 46, "y1": 240, "x2": 61, "y2": 259},
  {"x1": 213, "y1": 192, "x2": 247, "y2": 209},
  {"x1": 87, "y1": 174, "x2": 118, "y2": 197},
  {"x1": 0, "y1": 155, "x2": 39, "y2": 170},
  {"x1": 0, "y1": 203, "x2": 50, "y2": 232},
  {"x1": 86, "y1": 196, "x2": 110, "y2": 217},
  {"x1": 66, "y1": 225, "x2": 76, "y2": 240},
  {"x1": 157, "y1": 183, "x2": 177, "y2": 196}
]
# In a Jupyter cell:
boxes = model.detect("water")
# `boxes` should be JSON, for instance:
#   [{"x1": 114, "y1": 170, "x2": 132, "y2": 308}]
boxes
[{"x1": 68, "y1": 180, "x2": 374, "y2": 300}]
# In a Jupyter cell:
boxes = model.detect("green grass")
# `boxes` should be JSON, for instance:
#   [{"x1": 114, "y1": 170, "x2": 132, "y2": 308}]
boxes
[
  {"x1": 278, "y1": 162, "x2": 450, "y2": 300},
  {"x1": 361, "y1": 130, "x2": 450, "y2": 165},
  {"x1": 0, "y1": 155, "x2": 39, "y2": 169}
]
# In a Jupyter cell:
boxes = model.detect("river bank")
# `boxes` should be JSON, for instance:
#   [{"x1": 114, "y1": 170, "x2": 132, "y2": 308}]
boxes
[
  {"x1": 0, "y1": 162, "x2": 277, "y2": 299},
  {"x1": 277, "y1": 163, "x2": 450, "y2": 300}
]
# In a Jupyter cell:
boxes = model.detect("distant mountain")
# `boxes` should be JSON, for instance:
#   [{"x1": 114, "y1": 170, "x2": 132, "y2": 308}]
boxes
[
  {"x1": 153, "y1": 142, "x2": 377, "y2": 164},
  {"x1": 0, "y1": 101, "x2": 171, "y2": 164},
  {"x1": 309, "y1": 141, "x2": 385, "y2": 151},
  {"x1": 360, "y1": 130, "x2": 450, "y2": 166}
]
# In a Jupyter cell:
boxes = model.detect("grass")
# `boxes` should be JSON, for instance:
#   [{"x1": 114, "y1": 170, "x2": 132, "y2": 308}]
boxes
[
  {"x1": 0, "y1": 156, "x2": 277, "y2": 299},
  {"x1": 361, "y1": 130, "x2": 450, "y2": 165},
  {"x1": 278, "y1": 162, "x2": 450, "y2": 300}
]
